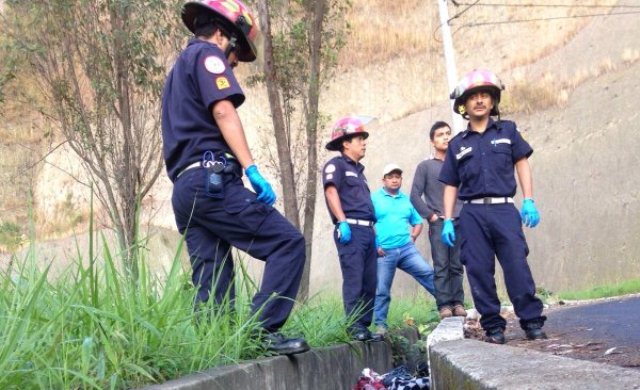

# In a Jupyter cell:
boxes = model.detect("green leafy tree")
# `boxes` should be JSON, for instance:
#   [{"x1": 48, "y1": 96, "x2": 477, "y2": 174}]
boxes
[
  {"x1": 255, "y1": 0, "x2": 349, "y2": 300},
  {"x1": 0, "y1": 0, "x2": 184, "y2": 278}
]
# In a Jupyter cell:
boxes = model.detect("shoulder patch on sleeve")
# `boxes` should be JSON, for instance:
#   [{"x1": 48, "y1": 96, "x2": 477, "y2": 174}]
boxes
[
  {"x1": 216, "y1": 76, "x2": 230, "y2": 90},
  {"x1": 324, "y1": 164, "x2": 336, "y2": 173},
  {"x1": 204, "y1": 56, "x2": 226, "y2": 74}
]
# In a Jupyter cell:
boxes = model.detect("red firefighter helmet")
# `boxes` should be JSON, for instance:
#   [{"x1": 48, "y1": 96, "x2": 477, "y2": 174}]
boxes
[
  {"x1": 182, "y1": 0, "x2": 259, "y2": 62},
  {"x1": 325, "y1": 115, "x2": 375, "y2": 151},
  {"x1": 450, "y1": 69, "x2": 505, "y2": 117}
]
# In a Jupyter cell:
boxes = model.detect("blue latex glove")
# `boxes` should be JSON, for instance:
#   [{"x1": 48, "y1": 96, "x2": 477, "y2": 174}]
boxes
[
  {"x1": 337, "y1": 221, "x2": 352, "y2": 244},
  {"x1": 441, "y1": 219, "x2": 456, "y2": 247},
  {"x1": 245, "y1": 164, "x2": 276, "y2": 206},
  {"x1": 520, "y1": 198, "x2": 540, "y2": 228}
]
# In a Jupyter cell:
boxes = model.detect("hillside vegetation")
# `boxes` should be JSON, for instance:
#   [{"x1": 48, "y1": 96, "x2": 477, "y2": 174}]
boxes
[{"x1": 0, "y1": 0, "x2": 624, "y2": 254}]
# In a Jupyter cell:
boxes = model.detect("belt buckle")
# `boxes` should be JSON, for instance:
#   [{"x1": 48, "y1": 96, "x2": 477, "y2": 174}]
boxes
[{"x1": 483, "y1": 198, "x2": 492, "y2": 204}]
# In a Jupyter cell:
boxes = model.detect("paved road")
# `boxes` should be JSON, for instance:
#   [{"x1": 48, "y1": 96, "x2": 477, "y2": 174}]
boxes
[{"x1": 505, "y1": 294, "x2": 640, "y2": 369}]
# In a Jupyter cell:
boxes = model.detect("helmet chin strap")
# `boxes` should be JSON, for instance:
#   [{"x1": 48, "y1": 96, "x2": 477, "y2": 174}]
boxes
[{"x1": 225, "y1": 36, "x2": 238, "y2": 59}]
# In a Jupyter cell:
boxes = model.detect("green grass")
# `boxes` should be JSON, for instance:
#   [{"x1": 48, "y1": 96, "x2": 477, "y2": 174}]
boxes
[
  {"x1": 0, "y1": 236, "x2": 267, "y2": 389},
  {"x1": 557, "y1": 279, "x2": 640, "y2": 301},
  {"x1": 0, "y1": 233, "x2": 438, "y2": 389}
]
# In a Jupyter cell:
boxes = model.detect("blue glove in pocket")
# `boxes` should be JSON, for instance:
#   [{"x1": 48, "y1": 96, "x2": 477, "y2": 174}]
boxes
[
  {"x1": 337, "y1": 221, "x2": 352, "y2": 244},
  {"x1": 245, "y1": 164, "x2": 276, "y2": 206}
]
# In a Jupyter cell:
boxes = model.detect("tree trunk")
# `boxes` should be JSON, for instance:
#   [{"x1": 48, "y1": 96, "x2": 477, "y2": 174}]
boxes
[
  {"x1": 257, "y1": 0, "x2": 300, "y2": 229},
  {"x1": 297, "y1": 0, "x2": 327, "y2": 302},
  {"x1": 110, "y1": 3, "x2": 139, "y2": 280}
]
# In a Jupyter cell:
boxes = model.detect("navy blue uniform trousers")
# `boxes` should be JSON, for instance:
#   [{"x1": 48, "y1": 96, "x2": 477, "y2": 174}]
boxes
[
  {"x1": 459, "y1": 203, "x2": 544, "y2": 331},
  {"x1": 172, "y1": 168, "x2": 305, "y2": 332},
  {"x1": 334, "y1": 224, "x2": 377, "y2": 332}
]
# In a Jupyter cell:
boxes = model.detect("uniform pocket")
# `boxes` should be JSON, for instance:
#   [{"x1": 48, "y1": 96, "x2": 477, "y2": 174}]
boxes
[
  {"x1": 223, "y1": 182, "x2": 272, "y2": 233},
  {"x1": 492, "y1": 145, "x2": 514, "y2": 174},
  {"x1": 457, "y1": 151, "x2": 476, "y2": 182},
  {"x1": 344, "y1": 176, "x2": 362, "y2": 189},
  {"x1": 336, "y1": 240, "x2": 357, "y2": 258},
  {"x1": 493, "y1": 145, "x2": 511, "y2": 157}
]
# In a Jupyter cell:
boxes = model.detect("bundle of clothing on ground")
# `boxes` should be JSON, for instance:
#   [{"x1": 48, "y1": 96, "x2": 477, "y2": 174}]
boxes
[{"x1": 353, "y1": 365, "x2": 430, "y2": 390}]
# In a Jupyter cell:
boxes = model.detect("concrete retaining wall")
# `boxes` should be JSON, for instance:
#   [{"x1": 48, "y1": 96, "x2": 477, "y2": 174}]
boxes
[{"x1": 142, "y1": 328, "x2": 419, "y2": 390}]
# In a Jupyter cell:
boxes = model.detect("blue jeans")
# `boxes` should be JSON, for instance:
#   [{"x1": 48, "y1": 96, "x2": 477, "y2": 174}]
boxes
[{"x1": 374, "y1": 241, "x2": 436, "y2": 328}]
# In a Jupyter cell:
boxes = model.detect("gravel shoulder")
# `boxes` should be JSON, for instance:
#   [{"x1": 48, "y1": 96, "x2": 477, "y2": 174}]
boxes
[{"x1": 464, "y1": 294, "x2": 640, "y2": 370}]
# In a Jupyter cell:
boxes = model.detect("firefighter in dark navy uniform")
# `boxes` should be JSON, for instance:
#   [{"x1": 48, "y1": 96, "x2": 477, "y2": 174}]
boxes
[
  {"x1": 161, "y1": 0, "x2": 308, "y2": 355},
  {"x1": 439, "y1": 69, "x2": 547, "y2": 344},
  {"x1": 322, "y1": 115, "x2": 383, "y2": 342}
]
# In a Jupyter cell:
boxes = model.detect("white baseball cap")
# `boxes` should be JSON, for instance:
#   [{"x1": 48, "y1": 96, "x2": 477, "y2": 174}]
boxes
[{"x1": 382, "y1": 163, "x2": 403, "y2": 177}]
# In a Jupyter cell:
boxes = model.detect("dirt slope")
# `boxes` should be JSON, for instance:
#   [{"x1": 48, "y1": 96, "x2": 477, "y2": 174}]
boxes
[
  {"x1": 6, "y1": 3, "x2": 640, "y2": 298},
  {"x1": 311, "y1": 4, "x2": 640, "y2": 296}
]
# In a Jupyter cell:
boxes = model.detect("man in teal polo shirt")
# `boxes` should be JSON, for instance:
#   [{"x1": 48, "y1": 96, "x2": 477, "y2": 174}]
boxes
[{"x1": 371, "y1": 163, "x2": 437, "y2": 336}]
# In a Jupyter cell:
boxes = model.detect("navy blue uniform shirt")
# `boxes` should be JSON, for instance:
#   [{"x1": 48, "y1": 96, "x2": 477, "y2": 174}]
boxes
[
  {"x1": 438, "y1": 119, "x2": 533, "y2": 200},
  {"x1": 162, "y1": 39, "x2": 245, "y2": 182},
  {"x1": 322, "y1": 155, "x2": 376, "y2": 224}
]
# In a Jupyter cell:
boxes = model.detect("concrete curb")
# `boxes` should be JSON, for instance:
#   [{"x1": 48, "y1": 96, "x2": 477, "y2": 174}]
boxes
[
  {"x1": 141, "y1": 328, "x2": 419, "y2": 390},
  {"x1": 141, "y1": 341, "x2": 392, "y2": 390},
  {"x1": 426, "y1": 316, "x2": 640, "y2": 389}
]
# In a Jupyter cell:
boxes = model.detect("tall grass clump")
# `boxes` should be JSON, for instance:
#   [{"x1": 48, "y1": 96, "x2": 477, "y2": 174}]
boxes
[
  {"x1": 0, "y1": 207, "x2": 441, "y2": 390},
  {"x1": 0, "y1": 231, "x2": 268, "y2": 389}
]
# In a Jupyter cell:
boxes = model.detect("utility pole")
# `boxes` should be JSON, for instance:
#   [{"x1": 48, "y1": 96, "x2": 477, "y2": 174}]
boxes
[{"x1": 438, "y1": 0, "x2": 465, "y2": 134}]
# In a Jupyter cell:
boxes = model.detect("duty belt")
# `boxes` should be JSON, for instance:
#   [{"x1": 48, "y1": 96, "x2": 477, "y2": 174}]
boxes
[
  {"x1": 463, "y1": 197, "x2": 514, "y2": 205},
  {"x1": 176, "y1": 152, "x2": 240, "y2": 180},
  {"x1": 344, "y1": 218, "x2": 375, "y2": 227}
]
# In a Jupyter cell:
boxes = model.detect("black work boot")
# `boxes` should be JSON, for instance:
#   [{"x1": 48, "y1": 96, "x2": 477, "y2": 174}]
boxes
[
  {"x1": 524, "y1": 322, "x2": 548, "y2": 340},
  {"x1": 484, "y1": 327, "x2": 506, "y2": 344},
  {"x1": 351, "y1": 329, "x2": 384, "y2": 342},
  {"x1": 352, "y1": 329, "x2": 371, "y2": 342},
  {"x1": 262, "y1": 332, "x2": 310, "y2": 355}
]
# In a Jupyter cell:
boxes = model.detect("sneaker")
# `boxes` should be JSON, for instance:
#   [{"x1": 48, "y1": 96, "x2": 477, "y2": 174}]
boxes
[
  {"x1": 375, "y1": 325, "x2": 387, "y2": 336},
  {"x1": 484, "y1": 327, "x2": 506, "y2": 344},
  {"x1": 439, "y1": 306, "x2": 453, "y2": 319},
  {"x1": 524, "y1": 323, "x2": 548, "y2": 340},
  {"x1": 262, "y1": 332, "x2": 310, "y2": 355},
  {"x1": 369, "y1": 331, "x2": 385, "y2": 342},
  {"x1": 452, "y1": 304, "x2": 467, "y2": 317}
]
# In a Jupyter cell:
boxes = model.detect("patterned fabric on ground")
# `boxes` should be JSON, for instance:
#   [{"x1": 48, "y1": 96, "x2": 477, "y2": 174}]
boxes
[
  {"x1": 382, "y1": 365, "x2": 430, "y2": 390},
  {"x1": 384, "y1": 376, "x2": 430, "y2": 390},
  {"x1": 353, "y1": 368, "x2": 386, "y2": 390}
]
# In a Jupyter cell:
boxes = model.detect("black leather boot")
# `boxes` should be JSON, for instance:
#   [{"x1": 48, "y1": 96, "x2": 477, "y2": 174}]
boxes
[
  {"x1": 524, "y1": 323, "x2": 548, "y2": 340},
  {"x1": 262, "y1": 332, "x2": 310, "y2": 355},
  {"x1": 484, "y1": 327, "x2": 506, "y2": 344}
]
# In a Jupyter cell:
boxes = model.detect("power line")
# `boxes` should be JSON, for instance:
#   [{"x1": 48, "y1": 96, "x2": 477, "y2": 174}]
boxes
[
  {"x1": 459, "y1": 10, "x2": 640, "y2": 27},
  {"x1": 453, "y1": 2, "x2": 640, "y2": 9},
  {"x1": 449, "y1": 0, "x2": 480, "y2": 21}
]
